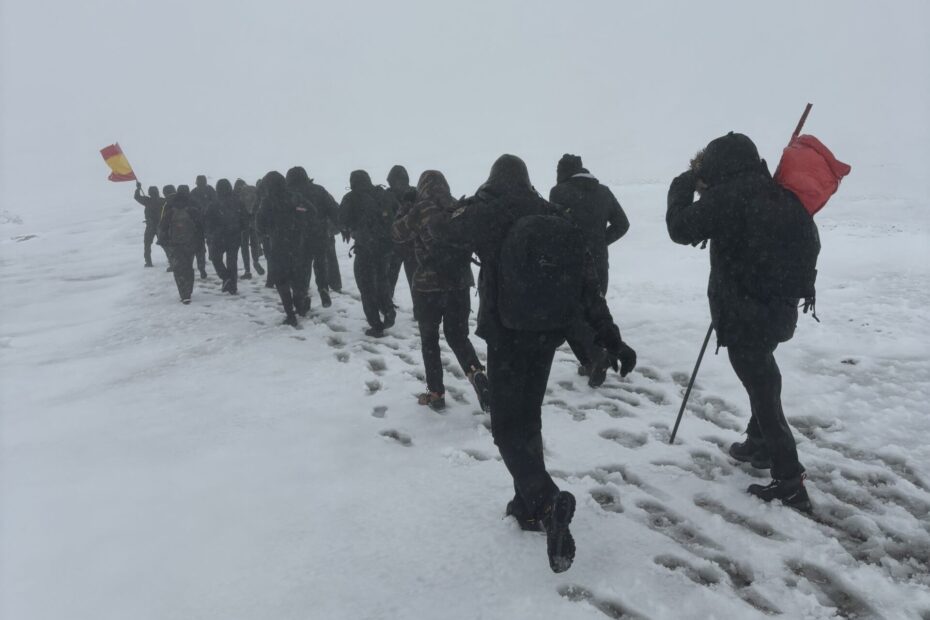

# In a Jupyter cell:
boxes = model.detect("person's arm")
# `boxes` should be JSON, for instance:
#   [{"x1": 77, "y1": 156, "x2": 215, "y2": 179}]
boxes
[
  {"x1": 604, "y1": 189, "x2": 630, "y2": 245},
  {"x1": 580, "y1": 251, "x2": 636, "y2": 376},
  {"x1": 158, "y1": 208, "x2": 171, "y2": 244},
  {"x1": 134, "y1": 183, "x2": 146, "y2": 207},
  {"x1": 338, "y1": 194, "x2": 356, "y2": 241},
  {"x1": 391, "y1": 201, "x2": 419, "y2": 244},
  {"x1": 666, "y1": 170, "x2": 724, "y2": 245}
]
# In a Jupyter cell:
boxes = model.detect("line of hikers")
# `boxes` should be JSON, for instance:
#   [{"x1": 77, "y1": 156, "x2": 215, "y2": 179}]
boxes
[{"x1": 135, "y1": 133, "x2": 815, "y2": 574}]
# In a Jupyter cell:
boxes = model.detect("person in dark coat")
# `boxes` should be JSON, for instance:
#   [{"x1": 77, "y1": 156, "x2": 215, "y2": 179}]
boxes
[
  {"x1": 549, "y1": 154, "x2": 631, "y2": 386},
  {"x1": 190, "y1": 175, "x2": 215, "y2": 279},
  {"x1": 300, "y1": 173, "x2": 342, "y2": 294},
  {"x1": 392, "y1": 170, "x2": 489, "y2": 412},
  {"x1": 286, "y1": 166, "x2": 336, "y2": 307},
  {"x1": 257, "y1": 171, "x2": 313, "y2": 326},
  {"x1": 205, "y1": 178, "x2": 246, "y2": 294},
  {"x1": 666, "y1": 132, "x2": 811, "y2": 513},
  {"x1": 158, "y1": 185, "x2": 204, "y2": 303},
  {"x1": 386, "y1": 165, "x2": 417, "y2": 300},
  {"x1": 234, "y1": 178, "x2": 264, "y2": 280},
  {"x1": 159, "y1": 185, "x2": 177, "y2": 272},
  {"x1": 431, "y1": 154, "x2": 637, "y2": 573},
  {"x1": 255, "y1": 178, "x2": 275, "y2": 288},
  {"x1": 339, "y1": 170, "x2": 397, "y2": 336},
  {"x1": 133, "y1": 182, "x2": 167, "y2": 268}
]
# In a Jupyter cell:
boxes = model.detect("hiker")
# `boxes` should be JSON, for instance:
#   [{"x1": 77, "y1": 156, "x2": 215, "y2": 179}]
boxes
[
  {"x1": 549, "y1": 154, "x2": 630, "y2": 387},
  {"x1": 190, "y1": 175, "x2": 215, "y2": 279},
  {"x1": 159, "y1": 185, "x2": 176, "y2": 272},
  {"x1": 339, "y1": 170, "x2": 398, "y2": 336},
  {"x1": 158, "y1": 185, "x2": 204, "y2": 304},
  {"x1": 286, "y1": 166, "x2": 337, "y2": 307},
  {"x1": 133, "y1": 182, "x2": 167, "y2": 268},
  {"x1": 432, "y1": 154, "x2": 637, "y2": 573},
  {"x1": 666, "y1": 132, "x2": 812, "y2": 513},
  {"x1": 205, "y1": 178, "x2": 246, "y2": 294},
  {"x1": 233, "y1": 178, "x2": 264, "y2": 280},
  {"x1": 392, "y1": 170, "x2": 490, "y2": 412},
  {"x1": 386, "y1": 165, "x2": 417, "y2": 301},
  {"x1": 257, "y1": 171, "x2": 313, "y2": 326}
]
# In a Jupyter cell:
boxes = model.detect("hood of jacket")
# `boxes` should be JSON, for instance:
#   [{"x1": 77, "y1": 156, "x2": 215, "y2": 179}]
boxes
[
  {"x1": 480, "y1": 154, "x2": 533, "y2": 197},
  {"x1": 416, "y1": 170, "x2": 455, "y2": 211},
  {"x1": 694, "y1": 132, "x2": 763, "y2": 188},
  {"x1": 387, "y1": 165, "x2": 410, "y2": 190},
  {"x1": 216, "y1": 178, "x2": 232, "y2": 197},
  {"x1": 349, "y1": 170, "x2": 374, "y2": 192}
]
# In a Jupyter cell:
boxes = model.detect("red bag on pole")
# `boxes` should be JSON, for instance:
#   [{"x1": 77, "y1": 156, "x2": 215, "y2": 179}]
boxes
[{"x1": 774, "y1": 134, "x2": 851, "y2": 216}]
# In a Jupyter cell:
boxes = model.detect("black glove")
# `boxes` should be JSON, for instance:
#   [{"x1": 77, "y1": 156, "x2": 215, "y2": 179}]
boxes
[
  {"x1": 135, "y1": 181, "x2": 142, "y2": 190},
  {"x1": 671, "y1": 169, "x2": 697, "y2": 194},
  {"x1": 604, "y1": 340, "x2": 637, "y2": 377},
  {"x1": 341, "y1": 231, "x2": 351, "y2": 243}
]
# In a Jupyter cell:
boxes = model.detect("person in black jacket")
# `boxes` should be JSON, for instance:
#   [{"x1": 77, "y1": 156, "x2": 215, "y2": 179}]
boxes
[
  {"x1": 286, "y1": 166, "x2": 336, "y2": 308},
  {"x1": 205, "y1": 178, "x2": 246, "y2": 294},
  {"x1": 666, "y1": 132, "x2": 811, "y2": 513},
  {"x1": 133, "y1": 182, "x2": 167, "y2": 268},
  {"x1": 302, "y1": 174, "x2": 342, "y2": 294},
  {"x1": 257, "y1": 171, "x2": 313, "y2": 326},
  {"x1": 234, "y1": 178, "x2": 264, "y2": 280},
  {"x1": 158, "y1": 185, "x2": 203, "y2": 303},
  {"x1": 339, "y1": 170, "x2": 397, "y2": 336},
  {"x1": 550, "y1": 154, "x2": 631, "y2": 386},
  {"x1": 159, "y1": 185, "x2": 177, "y2": 272},
  {"x1": 392, "y1": 170, "x2": 489, "y2": 412},
  {"x1": 386, "y1": 165, "x2": 417, "y2": 301},
  {"x1": 190, "y1": 175, "x2": 215, "y2": 279},
  {"x1": 432, "y1": 154, "x2": 637, "y2": 573}
]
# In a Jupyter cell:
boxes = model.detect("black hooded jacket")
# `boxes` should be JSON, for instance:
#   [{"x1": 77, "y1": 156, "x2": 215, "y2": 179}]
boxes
[
  {"x1": 388, "y1": 165, "x2": 417, "y2": 256},
  {"x1": 134, "y1": 186, "x2": 165, "y2": 223},
  {"x1": 432, "y1": 154, "x2": 620, "y2": 343},
  {"x1": 205, "y1": 178, "x2": 246, "y2": 246},
  {"x1": 257, "y1": 171, "x2": 314, "y2": 282},
  {"x1": 190, "y1": 175, "x2": 217, "y2": 214},
  {"x1": 158, "y1": 185, "x2": 203, "y2": 248},
  {"x1": 667, "y1": 132, "x2": 801, "y2": 347},
  {"x1": 339, "y1": 170, "x2": 397, "y2": 251}
]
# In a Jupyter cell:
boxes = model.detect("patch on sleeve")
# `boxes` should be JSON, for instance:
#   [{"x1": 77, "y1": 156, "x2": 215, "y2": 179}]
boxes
[{"x1": 451, "y1": 206, "x2": 467, "y2": 219}]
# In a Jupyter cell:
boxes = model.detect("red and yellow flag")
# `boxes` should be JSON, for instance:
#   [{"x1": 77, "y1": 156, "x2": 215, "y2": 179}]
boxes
[{"x1": 99, "y1": 143, "x2": 137, "y2": 182}]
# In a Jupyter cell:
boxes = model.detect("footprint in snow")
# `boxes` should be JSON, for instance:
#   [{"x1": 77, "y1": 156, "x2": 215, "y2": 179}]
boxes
[
  {"x1": 367, "y1": 357, "x2": 387, "y2": 375},
  {"x1": 654, "y1": 554, "x2": 722, "y2": 586},
  {"x1": 371, "y1": 406, "x2": 388, "y2": 418},
  {"x1": 692, "y1": 494, "x2": 785, "y2": 540},
  {"x1": 785, "y1": 560, "x2": 878, "y2": 620},
  {"x1": 379, "y1": 429, "x2": 412, "y2": 447},
  {"x1": 599, "y1": 429, "x2": 648, "y2": 449},
  {"x1": 557, "y1": 585, "x2": 645, "y2": 620},
  {"x1": 365, "y1": 380, "x2": 382, "y2": 394},
  {"x1": 589, "y1": 486, "x2": 624, "y2": 514},
  {"x1": 335, "y1": 351, "x2": 350, "y2": 363}
]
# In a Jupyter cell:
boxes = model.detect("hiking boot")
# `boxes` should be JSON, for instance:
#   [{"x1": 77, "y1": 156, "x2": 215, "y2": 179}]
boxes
[
  {"x1": 729, "y1": 440, "x2": 772, "y2": 469},
  {"x1": 748, "y1": 475, "x2": 813, "y2": 514},
  {"x1": 541, "y1": 491, "x2": 576, "y2": 573},
  {"x1": 241, "y1": 271, "x2": 252, "y2": 280},
  {"x1": 505, "y1": 499, "x2": 543, "y2": 532},
  {"x1": 365, "y1": 327, "x2": 385, "y2": 338},
  {"x1": 264, "y1": 280, "x2": 274, "y2": 289},
  {"x1": 295, "y1": 297, "x2": 311, "y2": 317},
  {"x1": 577, "y1": 364, "x2": 590, "y2": 377},
  {"x1": 282, "y1": 314, "x2": 299, "y2": 328},
  {"x1": 200, "y1": 270, "x2": 208, "y2": 280},
  {"x1": 144, "y1": 262, "x2": 154, "y2": 268},
  {"x1": 254, "y1": 261, "x2": 265, "y2": 276},
  {"x1": 588, "y1": 351, "x2": 612, "y2": 388},
  {"x1": 319, "y1": 289, "x2": 332, "y2": 308},
  {"x1": 181, "y1": 298, "x2": 191, "y2": 305},
  {"x1": 468, "y1": 369, "x2": 491, "y2": 412},
  {"x1": 417, "y1": 392, "x2": 446, "y2": 412},
  {"x1": 383, "y1": 309, "x2": 397, "y2": 329},
  {"x1": 221, "y1": 279, "x2": 231, "y2": 293}
]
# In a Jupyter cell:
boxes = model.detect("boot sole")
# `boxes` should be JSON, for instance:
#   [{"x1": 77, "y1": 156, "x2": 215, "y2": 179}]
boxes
[{"x1": 547, "y1": 492, "x2": 576, "y2": 573}]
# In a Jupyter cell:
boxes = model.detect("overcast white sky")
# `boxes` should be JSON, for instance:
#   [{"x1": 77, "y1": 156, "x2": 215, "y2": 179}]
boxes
[{"x1": 1, "y1": 0, "x2": 928, "y2": 219}]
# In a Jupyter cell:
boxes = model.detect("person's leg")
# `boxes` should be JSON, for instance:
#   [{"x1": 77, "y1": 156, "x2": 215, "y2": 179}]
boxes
[
  {"x1": 275, "y1": 283, "x2": 297, "y2": 323},
  {"x1": 415, "y1": 291, "x2": 444, "y2": 395},
  {"x1": 196, "y1": 239, "x2": 208, "y2": 278},
  {"x1": 442, "y1": 288, "x2": 481, "y2": 373},
  {"x1": 402, "y1": 253, "x2": 415, "y2": 291},
  {"x1": 326, "y1": 235, "x2": 341, "y2": 292},
  {"x1": 143, "y1": 221, "x2": 157, "y2": 266},
  {"x1": 209, "y1": 242, "x2": 228, "y2": 281},
  {"x1": 171, "y1": 246, "x2": 195, "y2": 301},
  {"x1": 728, "y1": 345, "x2": 802, "y2": 480},
  {"x1": 312, "y1": 243, "x2": 331, "y2": 306},
  {"x1": 240, "y1": 230, "x2": 252, "y2": 276},
  {"x1": 377, "y1": 250, "x2": 396, "y2": 326},
  {"x1": 262, "y1": 237, "x2": 273, "y2": 286},
  {"x1": 386, "y1": 249, "x2": 403, "y2": 303},
  {"x1": 564, "y1": 318, "x2": 594, "y2": 369},
  {"x1": 225, "y1": 240, "x2": 238, "y2": 293},
  {"x1": 354, "y1": 252, "x2": 383, "y2": 330}
]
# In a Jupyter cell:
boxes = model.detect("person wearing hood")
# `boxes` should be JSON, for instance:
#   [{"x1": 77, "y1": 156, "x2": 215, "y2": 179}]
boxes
[
  {"x1": 234, "y1": 178, "x2": 265, "y2": 280},
  {"x1": 256, "y1": 178, "x2": 275, "y2": 288},
  {"x1": 158, "y1": 185, "x2": 204, "y2": 303},
  {"x1": 386, "y1": 165, "x2": 417, "y2": 301},
  {"x1": 257, "y1": 171, "x2": 313, "y2": 326},
  {"x1": 158, "y1": 185, "x2": 177, "y2": 272},
  {"x1": 205, "y1": 178, "x2": 246, "y2": 294},
  {"x1": 666, "y1": 132, "x2": 811, "y2": 513},
  {"x1": 134, "y1": 182, "x2": 167, "y2": 268},
  {"x1": 286, "y1": 166, "x2": 337, "y2": 308},
  {"x1": 190, "y1": 175, "x2": 215, "y2": 279},
  {"x1": 392, "y1": 170, "x2": 489, "y2": 412},
  {"x1": 297, "y1": 173, "x2": 342, "y2": 293},
  {"x1": 549, "y1": 154, "x2": 631, "y2": 387},
  {"x1": 339, "y1": 170, "x2": 398, "y2": 336},
  {"x1": 430, "y1": 154, "x2": 637, "y2": 573}
]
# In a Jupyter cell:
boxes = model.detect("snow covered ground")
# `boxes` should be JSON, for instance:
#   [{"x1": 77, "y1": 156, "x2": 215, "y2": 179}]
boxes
[{"x1": 1, "y1": 178, "x2": 928, "y2": 619}]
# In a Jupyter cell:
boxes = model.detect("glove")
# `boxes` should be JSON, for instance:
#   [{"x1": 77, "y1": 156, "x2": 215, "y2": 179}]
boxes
[
  {"x1": 136, "y1": 181, "x2": 142, "y2": 190},
  {"x1": 672, "y1": 169, "x2": 697, "y2": 194},
  {"x1": 341, "y1": 231, "x2": 351, "y2": 243},
  {"x1": 605, "y1": 340, "x2": 637, "y2": 377}
]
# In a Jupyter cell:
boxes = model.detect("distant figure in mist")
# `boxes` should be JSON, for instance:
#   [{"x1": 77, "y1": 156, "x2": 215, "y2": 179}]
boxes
[
  {"x1": 666, "y1": 132, "x2": 813, "y2": 513},
  {"x1": 190, "y1": 175, "x2": 216, "y2": 280},
  {"x1": 205, "y1": 178, "x2": 246, "y2": 295},
  {"x1": 386, "y1": 165, "x2": 417, "y2": 303},
  {"x1": 158, "y1": 185, "x2": 204, "y2": 304},
  {"x1": 159, "y1": 185, "x2": 176, "y2": 272},
  {"x1": 286, "y1": 166, "x2": 338, "y2": 308},
  {"x1": 549, "y1": 154, "x2": 630, "y2": 387},
  {"x1": 133, "y1": 182, "x2": 167, "y2": 268},
  {"x1": 339, "y1": 170, "x2": 398, "y2": 337},
  {"x1": 233, "y1": 178, "x2": 265, "y2": 281}
]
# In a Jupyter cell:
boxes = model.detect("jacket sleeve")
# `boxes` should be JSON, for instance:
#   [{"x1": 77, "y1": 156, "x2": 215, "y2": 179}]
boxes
[
  {"x1": 604, "y1": 189, "x2": 630, "y2": 245},
  {"x1": 256, "y1": 200, "x2": 273, "y2": 236},
  {"x1": 580, "y1": 250, "x2": 623, "y2": 346},
  {"x1": 158, "y1": 208, "x2": 171, "y2": 244},
  {"x1": 338, "y1": 194, "x2": 356, "y2": 233},
  {"x1": 134, "y1": 188, "x2": 147, "y2": 207},
  {"x1": 391, "y1": 201, "x2": 419, "y2": 244},
  {"x1": 666, "y1": 170, "x2": 725, "y2": 245}
]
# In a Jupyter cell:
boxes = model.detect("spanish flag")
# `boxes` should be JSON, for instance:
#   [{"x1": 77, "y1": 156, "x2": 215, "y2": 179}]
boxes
[{"x1": 99, "y1": 143, "x2": 137, "y2": 182}]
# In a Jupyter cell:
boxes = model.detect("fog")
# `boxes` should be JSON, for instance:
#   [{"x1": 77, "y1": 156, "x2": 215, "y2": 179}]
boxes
[{"x1": 1, "y1": 0, "x2": 928, "y2": 220}]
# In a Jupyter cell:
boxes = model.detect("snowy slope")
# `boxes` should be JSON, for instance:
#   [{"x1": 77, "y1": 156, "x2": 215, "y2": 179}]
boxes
[{"x1": 1, "y1": 183, "x2": 929, "y2": 620}]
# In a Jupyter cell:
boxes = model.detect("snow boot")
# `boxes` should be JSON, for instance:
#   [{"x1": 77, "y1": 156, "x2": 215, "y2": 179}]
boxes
[
  {"x1": 295, "y1": 296, "x2": 311, "y2": 317},
  {"x1": 144, "y1": 262, "x2": 154, "y2": 268},
  {"x1": 541, "y1": 491, "x2": 576, "y2": 573},
  {"x1": 729, "y1": 439, "x2": 772, "y2": 469},
  {"x1": 748, "y1": 475, "x2": 812, "y2": 514},
  {"x1": 319, "y1": 289, "x2": 332, "y2": 308},
  {"x1": 241, "y1": 271, "x2": 252, "y2": 280},
  {"x1": 282, "y1": 314, "x2": 299, "y2": 328},
  {"x1": 417, "y1": 392, "x2": 446, "y2": 412},
  {"x1": 181, "y1": 298, "x2": 191, "y2": 305},
  {"x1": 577, "y1": 364, "x2": 590, "y2": 377},
  {"x1": 200, "y1": 270, "x2": 208, "y2": 280},
  {"x1": 365, "y1": 326, "x2": 385, "y2": 338},
  {"x1": 383, "y1": 308, "x2": 397, "y2": 329},
  {"x1": 254, "y1": 261, "x2": 265, "y2": 276},
  {"x1": 468, "y1": 369, "x2": 491, "y2": 412},
  {"x1": 505, "y1": 498, "x2": 543, "y2": 532}
]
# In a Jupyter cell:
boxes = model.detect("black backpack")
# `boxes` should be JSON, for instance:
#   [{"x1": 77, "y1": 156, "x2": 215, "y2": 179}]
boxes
[
  {"x1": 169, "y1": 206, "x2": 197, "y2": 247},
  {"x1": 497, "y1": 215, "x2": 587, "y2": 331}
]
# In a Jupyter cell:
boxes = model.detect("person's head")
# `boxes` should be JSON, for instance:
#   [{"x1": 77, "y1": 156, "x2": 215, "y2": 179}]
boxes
[
  {"x1": 216, "y1": 178, "x2": 232, "y2": 196},
  {"x1": 416, "y1": 170, "x2": 453, "y2": 208},
  {"x1": 349, "y1": 170, "x2": 373, "y2": 191},
  {"x1": 234, "y1": 178, "x2": 246, "y2": 190},
  {"x1": 285, "y1": 166, "x2": 310, "y2": 187},
  {"x1": 556, "y1": 154, "x2": 587, "y2": 184},
  {"x1": 195, "y1": 175, "x2": 208, "y2": 188},
  {"x1": 176, "y1": 185, "x2": 191, "y2": 200},
  {"x1": 148, "y1": 185, "x2": 160, "y2": 198},
  {"x1": 482, "y1": 154, "x2": 533, "y2": 196},
  {"x1": 261, "y1": 171, "x2": 287, "y2": 200},
  {"x1": 691, "y1": 132, "x2": 762, "y2": 190},
  {"x1": 387, "y1": 165, "x2": 410, "y2": 190},
  {"x1": 163, "y1": 184, "x2": 176, "y2": 197}
]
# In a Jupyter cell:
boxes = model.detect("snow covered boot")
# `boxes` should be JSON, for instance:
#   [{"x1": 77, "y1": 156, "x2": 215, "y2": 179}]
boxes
[
  {"x1": 468, "y1": 369, "x2": 491, "y2": 412},
  {"x1": 383, "y1": 308, "x2": 397, "y2": 329},
  {"x1": 365, "y1": 326, "x2": 385, "y2": 338},
  {"x1": 254, "y1": 260, "x2": 265, "y2": 276},
  {"x1": 748, "y1": 475, "x2": 812, "y2": 514},
  {"x1": 241, "y1": 271, "x2": 252, "y2": 280},
  {"x1": 505, "y1": 498, "x2": 542, "y2": 532},
  {"x1": 729, "y1": 439, "x2": 772, "y2": 469},
  {"x1": 541, "y1": 491, "x2": 576, "y2": 573},
  {"x1": 319, "y1": 289, "x2": 332, "y2": 308},
  {"x1": 577, "y1": 364, "x2": 590, "y2": 377},
  {"x1": 181, "y1": 298, "x2": 191, "y2": 305},
  {"x1": 417, "y1": 392, "x2": 446, "y2": 412},
  {"x1": 282, "y1": 314, "x2": 299, "y2": 328}
]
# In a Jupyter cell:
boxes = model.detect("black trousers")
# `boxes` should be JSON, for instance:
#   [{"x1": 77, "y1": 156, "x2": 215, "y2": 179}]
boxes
[
  {"x1": 169, "y1": 245, "x2": 195, "y2": 300},
  {"x1": 195, "y1": 238, "x2": 207, "y2": 275},
  {"x1": 565, "y1": 258, "x2": 609, "y2": 368},
  {"x1": 414, "y1": 288, "x2": 481, "y2": 394},
  {"x1": 304, "y1": 242, "x2": 329, "y2": 295},
  {"x1": 487, "y1": 329, "x2": 562, "y2": 518},
  {"x1": 241, "y1": 226, "x2": 262, "y2": 272},
  {"x1": 728, "y1": 344, "x2": 803, "y2": 480},
  {"x1": 143, "y1": 220, "x2": 160, "y2": 265},
  {"x1": 354, "y1": 249, "x2": 393, "y2": 329},
  {"x1": 261, "y1": 236, "x2": 273, "y2": 284},
  {"x1": 388, "y1": 248, "x2": 415, "y2": 302},
  {"x1": 209, "y1": 238, "x2": 240, "y2": 289},
  {"x1": 326, "y1": 235, "x2": 342, "y2": 292}
]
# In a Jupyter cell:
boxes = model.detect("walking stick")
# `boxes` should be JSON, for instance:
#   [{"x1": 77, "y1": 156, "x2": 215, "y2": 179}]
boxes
[{"x1": 669, "y1": 322, "x2": 714, "y2": 445}]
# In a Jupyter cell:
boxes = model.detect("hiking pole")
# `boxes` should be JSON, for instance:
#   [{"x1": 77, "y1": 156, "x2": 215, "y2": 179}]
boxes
[
  {"x1": 792, "y1": 103, "x2": 813, "y2": 139},
  {"x1": 669, "y1": 322, "x2": 714, "y2": 445}
]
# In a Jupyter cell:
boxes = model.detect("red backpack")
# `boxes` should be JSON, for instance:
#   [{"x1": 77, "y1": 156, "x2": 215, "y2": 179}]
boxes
[{"x1": 774, "y1": 134, "x2": 851, "y2": 216}]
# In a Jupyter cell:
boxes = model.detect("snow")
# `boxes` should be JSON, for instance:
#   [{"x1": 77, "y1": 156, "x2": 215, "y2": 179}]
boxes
[{"x1": 1, "y1": 176, "x2": 928, "y2": 619}]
